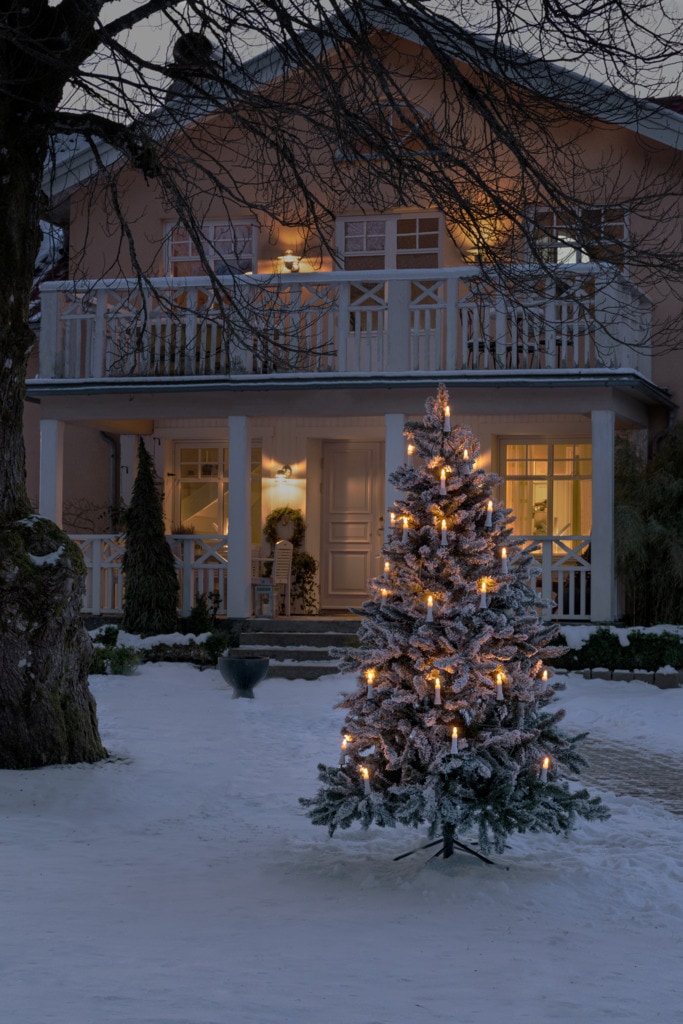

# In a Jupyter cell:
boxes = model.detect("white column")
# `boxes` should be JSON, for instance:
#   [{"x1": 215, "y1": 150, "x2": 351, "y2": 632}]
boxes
[
  {"x1": 590, "y1": 409, "x2": 616, "y2": 622},
  {"x1": 227, "y1": 416, "x2": 252, "y2": 617},
  {"x1": 119, "y1": 435, "x2": 137, "y2": 507},
  {"x1": 384, "y1": 413, "x2": 405, "y2": 542},
  {"x1": 39, "y1": 419, "x2": 64, "y2": 527}
]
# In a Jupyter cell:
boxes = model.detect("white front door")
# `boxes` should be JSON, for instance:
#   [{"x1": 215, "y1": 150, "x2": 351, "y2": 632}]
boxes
[{"x1": 320, "y1": 440, "x2": 384, "y2": 611}]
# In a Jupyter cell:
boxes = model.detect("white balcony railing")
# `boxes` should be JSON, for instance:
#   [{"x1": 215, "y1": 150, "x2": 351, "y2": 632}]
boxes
[
  {"x1": 73, "y1": 533, "x2": 591, "y2": 621},
  {"x1": 39, "y1": 265, "x2": 651, "y2": 382}
]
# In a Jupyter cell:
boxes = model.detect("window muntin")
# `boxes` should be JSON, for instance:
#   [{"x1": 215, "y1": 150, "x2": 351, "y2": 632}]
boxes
[
  {"x1": 341, "y1": 214, "x2": 442, "y2": 271},
  {"x1": 503, "y1": 441, "x2": 591, "y2": 539},
  {"x1": 533, "y1": 208, "x2": 626, "y2": 267},
  {"x1": 168, "y1": 222, "x2": 256, "y2": 276},
  {"x1": 338, "y1": 100, "x2": 441, "y2": 160},
  {"x1": 175, "y1": 444, "x2": 262, "y2": 542}
]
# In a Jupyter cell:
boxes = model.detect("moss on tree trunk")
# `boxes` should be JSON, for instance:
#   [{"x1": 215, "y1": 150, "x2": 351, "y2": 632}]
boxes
[{"x1": 0, "y1": 517, "x2": 107, "y2": 768}]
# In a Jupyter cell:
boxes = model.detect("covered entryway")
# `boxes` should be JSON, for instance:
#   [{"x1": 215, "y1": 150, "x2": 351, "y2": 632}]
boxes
[{"x1": 319, "y1": 440, "x2": 384, "y2": 610}]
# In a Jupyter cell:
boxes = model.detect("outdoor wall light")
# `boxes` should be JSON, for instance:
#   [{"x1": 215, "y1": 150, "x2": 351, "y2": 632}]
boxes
[
  {"x1": 282, "y1": 249, "x2": 300, "y2": 272},
  {"x1": 276, "y1": 464, "x2": 293, "y2": 479}
]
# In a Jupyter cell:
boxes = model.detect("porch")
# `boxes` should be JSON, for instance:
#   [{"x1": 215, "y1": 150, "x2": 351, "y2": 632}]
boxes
[
  {"x1": 38, "y1": 264, "x2": 651, "y2": 383},
  {"x1": 72, "y1": 532, "x2": 593, "y2": 621}
]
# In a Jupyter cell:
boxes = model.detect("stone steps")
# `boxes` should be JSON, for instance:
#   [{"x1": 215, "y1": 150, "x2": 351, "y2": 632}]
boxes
[{"x1": 237, "y1": 616, "x2": 360, "y2": 680}]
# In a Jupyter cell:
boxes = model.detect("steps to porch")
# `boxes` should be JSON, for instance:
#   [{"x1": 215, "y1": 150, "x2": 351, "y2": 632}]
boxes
[{"x1": 236, "y1": 616, "x2": 360, "y2": 680}]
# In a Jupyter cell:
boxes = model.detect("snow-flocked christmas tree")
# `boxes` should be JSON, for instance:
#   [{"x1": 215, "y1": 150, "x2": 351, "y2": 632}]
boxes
[{"x1": 301, "y1": 386, "x2": 608, "y2": 860}]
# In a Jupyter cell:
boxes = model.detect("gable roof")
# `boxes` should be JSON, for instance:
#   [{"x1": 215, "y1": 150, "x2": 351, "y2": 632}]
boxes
[{"x1": 44, "y1": 3, "x2": 683, "y2": 204}]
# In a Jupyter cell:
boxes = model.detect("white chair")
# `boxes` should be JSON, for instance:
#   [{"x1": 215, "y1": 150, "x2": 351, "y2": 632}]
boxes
[{"x1": 251, "y1": 539, "x2": 294, "y2": 616}]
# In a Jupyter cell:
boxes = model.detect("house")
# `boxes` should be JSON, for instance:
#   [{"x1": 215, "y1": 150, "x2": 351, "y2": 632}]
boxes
[{"x1": 29, "y1": 9, "x2": 683, "y2": 623}]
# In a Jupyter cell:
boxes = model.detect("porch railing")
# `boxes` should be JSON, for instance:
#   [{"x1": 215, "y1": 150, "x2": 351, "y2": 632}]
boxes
[
  {"x1": 73, "y1": 534, "x2": 229, "y2": 618},
  {"x1": 72, "y1": 532, "x2": 591, "y2": 622},
  {"x1": 40, "y1": 265, "x2": 651, "y2": 382}
]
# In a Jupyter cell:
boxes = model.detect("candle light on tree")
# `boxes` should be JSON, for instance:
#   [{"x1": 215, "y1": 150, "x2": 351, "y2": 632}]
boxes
[
  {"x1": 463, "y1": 448, "x2": 471, "y2": 475},
  {"x1": 441, "y1": 518, "x2": 447, "y2": 547},
  {"x1": 434, "y1": 675, "x2": 442, "y2": 705},
  {"x1": 501, "y1": 546, "x2": 508, "y2": 573},
  {"x1": 444, "y1": 405, "x2": 451, "y2": 432},
  {"x1": 366, "y1": 668, "x2": 375, "y2": 692},
  {"x1": 402, "y1": 517, "x2": 409, "y2": 543},
  {"x1": 359, "y1": 765, "x2": 371, "y2": 795},
  {"x1": 440, "y1": 468, "x2": 447, "y2": 495},
  {"x1": 339, "y1": 733, "x2": 352, "y2": 764},
  {"x1": 450, "y1": 726, "x2": 459, "y2": 754},
  {"x1": 485, "y1": 500, "x2": 493, "y2": 528},
  {"x1": 542, "y1": 669, "x2": 549, "y2": 682},
  {"x1": 426, "y1": 594, "x2": 434, "y2": 622},
  {"x1": 384, "y1": 560, "x2": 390, "y2": 576},
  {"x1": 381, "y1": 588, "x2": 388, "y2": 607},
  {"x1": 479, "y1": 579, "x2": 487, "y2": 609},
  {"x1": 541, "y1": 755, "x2": 550, "y2": 783},
  {"x1": 390, "y1": 512, "x2": 396, "y2": 528},
  {"x1": 496, "y1": 671, "x2": 504, "y2": 701},
  {"x1": 407, "y1": 443, "x2": 415, "y2": 467}
]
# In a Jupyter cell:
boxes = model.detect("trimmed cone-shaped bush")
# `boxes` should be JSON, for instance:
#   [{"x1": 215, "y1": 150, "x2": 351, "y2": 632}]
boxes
[{"x1": 122, "y1": 438, "x2": 179, "y2": 636}]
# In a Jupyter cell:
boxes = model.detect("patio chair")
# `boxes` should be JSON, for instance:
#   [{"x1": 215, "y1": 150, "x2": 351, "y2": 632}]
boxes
[{"x1": 251, "y1": 539, "x2": 294, "y2": 616}]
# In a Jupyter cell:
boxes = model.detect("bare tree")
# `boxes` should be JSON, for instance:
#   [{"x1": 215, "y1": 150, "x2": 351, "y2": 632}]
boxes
[{"x1": 0, "y1": 0, "x2": 681, "y2": 766}]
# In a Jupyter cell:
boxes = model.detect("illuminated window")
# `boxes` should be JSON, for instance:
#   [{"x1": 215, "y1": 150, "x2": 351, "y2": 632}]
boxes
[
  {"x1": 532, "y1": 208, "x2": 626, "y2": 267},
  {"x1": 341, "y1": 214, "x2": 442, "y2": 271},
  {"x1": 168, "y1": 222, "x2": 256, "y2": 276},
  {"x1": 502, "y1": 441, "x2": 592, "y2": 539},
  {"x1": 175, "y1": 444, "x2": 262, "y2": 541}
]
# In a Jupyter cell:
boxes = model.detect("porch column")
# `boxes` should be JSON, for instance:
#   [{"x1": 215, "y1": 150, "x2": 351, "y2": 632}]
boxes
[
  {"x1": 227, "y1": 415, "x2": 252, "y2": 618},
  {"x1": 384, "y1": 413, "x2": 405, "y2": 541},
  {"x1": 39, "y1": 418, "x2": 64, "y2": 528},
  {"x1": 591, "y1": 409, "x2": 616, "y2": 622}
]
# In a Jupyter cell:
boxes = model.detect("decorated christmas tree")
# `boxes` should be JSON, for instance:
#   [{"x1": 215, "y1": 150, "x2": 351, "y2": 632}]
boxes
[{"x1": 301, "y1": 385, "x2": 608, "y2": 860}]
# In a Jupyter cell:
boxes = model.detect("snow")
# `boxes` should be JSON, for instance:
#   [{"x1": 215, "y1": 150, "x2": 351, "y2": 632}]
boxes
[{"x1": 1, "y1": 662, "x2": 682, "y2": 1023}]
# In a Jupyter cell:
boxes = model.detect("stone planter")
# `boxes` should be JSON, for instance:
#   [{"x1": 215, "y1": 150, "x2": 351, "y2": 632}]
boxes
[{"x1": 218, "y1": 653, "x2": 270, "y2": 699}]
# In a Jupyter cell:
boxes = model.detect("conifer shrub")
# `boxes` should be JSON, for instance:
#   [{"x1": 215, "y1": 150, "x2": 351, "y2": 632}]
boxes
[{"x1": 121, "y1": 438, "x2": 179, "y2": 636}]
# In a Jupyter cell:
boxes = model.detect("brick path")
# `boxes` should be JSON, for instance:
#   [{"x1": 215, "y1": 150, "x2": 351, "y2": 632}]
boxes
[{"x1": 578, "y1": 738, "x2": 683, "y2": 816}]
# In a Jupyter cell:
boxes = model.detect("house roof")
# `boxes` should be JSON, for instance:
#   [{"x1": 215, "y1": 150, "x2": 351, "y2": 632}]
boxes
[{"x1": 43, "y1": 2, "x2": 683, "y2": 204}]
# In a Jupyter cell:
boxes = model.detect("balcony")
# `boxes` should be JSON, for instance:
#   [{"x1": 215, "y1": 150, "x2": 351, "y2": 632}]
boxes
[{"x1": 38, "y1": 265, "x2": 652, "y2": 384}]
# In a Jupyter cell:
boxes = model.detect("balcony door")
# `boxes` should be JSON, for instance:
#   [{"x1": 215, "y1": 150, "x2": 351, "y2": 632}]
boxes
[{"x1": 320, "y1": 441, "x2": 384, "y2": 611}]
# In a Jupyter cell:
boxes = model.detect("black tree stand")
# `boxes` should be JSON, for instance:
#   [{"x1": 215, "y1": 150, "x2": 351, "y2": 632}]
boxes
[{"x1": 395, "y1": 824, "x2": 496, "y2": 865}]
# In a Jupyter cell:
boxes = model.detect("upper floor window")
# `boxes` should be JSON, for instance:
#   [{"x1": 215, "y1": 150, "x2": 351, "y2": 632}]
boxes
[
  {"x1": 167, "y1": 221, "x2": 256, "y2": 276},
  {"x1": 339, "y1": 213, "x2": 442, "y2": 271},
  {"x1": 337, "y1": 99, "x2": 441, "y2": 161},
  {"x1": 532, "y1": 207, "x2": 627, "y2": 267}
]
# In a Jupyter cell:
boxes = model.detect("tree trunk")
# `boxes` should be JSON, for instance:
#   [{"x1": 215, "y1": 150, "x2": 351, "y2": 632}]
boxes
[
  {"x1": 442, "y1": 823, "x2": 455, "y2": 859},
  {"x1": 0, "y1": 96, "x2": 106, "y2": 767},
  {"x1": 0, "y1": 517, "x2": 107, "y2": 768}
]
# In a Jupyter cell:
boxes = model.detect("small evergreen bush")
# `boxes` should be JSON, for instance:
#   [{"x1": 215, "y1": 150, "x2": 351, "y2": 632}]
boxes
[
  {"x1": 90, "y1": 644, "x2": 140, "y2": 675},
  {"x1": 550, "y1": 627, "x2": 683, "y2": 672}
]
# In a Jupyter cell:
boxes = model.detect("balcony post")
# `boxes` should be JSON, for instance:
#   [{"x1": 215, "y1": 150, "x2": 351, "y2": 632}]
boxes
[
  {"x1": 227, "y1": 415, "x2": 252, "y2": 618},
  {"x1": 39, "y1": 284, "x2": 60, "y2": 377},
  {"x1": 385, "y1": 278, "x2": 411, "y2": 372},
  {"x1": 39, "y1": 418, "x2": 64, "y2": 527},
  {"x1": 590, "y1": 409, "x2": 616, "y2": 622},
  {"x1": 384, "y1": 413, "x2": 405, "y2": 542}
]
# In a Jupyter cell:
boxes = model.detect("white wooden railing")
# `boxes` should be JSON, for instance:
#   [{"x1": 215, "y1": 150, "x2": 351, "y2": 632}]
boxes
[
  {"x1": 73, "y1": 534, "x2": 229, "y2": 618},
  {"x1": 73, "y1": 532, "x2": 591, "y2": 621},
  {"x1": 39, "y1": 265, "x2": 651, "y2": 382}
]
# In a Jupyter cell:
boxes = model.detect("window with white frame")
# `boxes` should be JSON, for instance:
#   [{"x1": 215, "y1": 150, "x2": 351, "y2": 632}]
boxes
[
  {"x1": 502, "y1": 440, "x2": 592, "y2": 540},
  {"x1": 532, "y1": 207, "x2": 627, "y2": 267},
  {"x1": 174, "y1": 443, "x2": 262, "y2": 542},
  {"x1": 340, "y1": 213, "x2": 442, "y2": 271},
  {"x1": 337, "y1": 100, "x2": 441, "y2": 161},
  {"x1": 167, "y1": 221, "x2": 257, "y2": 276}
]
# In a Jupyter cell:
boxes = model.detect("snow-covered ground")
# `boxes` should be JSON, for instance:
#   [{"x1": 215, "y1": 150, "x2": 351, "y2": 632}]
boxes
[{"x1": 1, "y1": 661, "x2": 682, "y2": 1024}]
